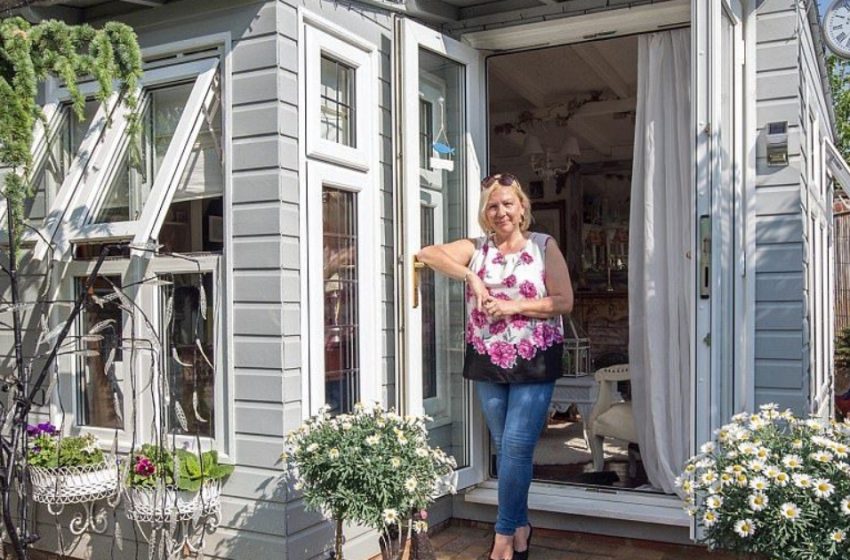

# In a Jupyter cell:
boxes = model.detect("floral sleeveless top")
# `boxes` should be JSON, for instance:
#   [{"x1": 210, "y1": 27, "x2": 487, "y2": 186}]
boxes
[{"x1": 462, "y1": 232, "x2": 565, "y2": 383}]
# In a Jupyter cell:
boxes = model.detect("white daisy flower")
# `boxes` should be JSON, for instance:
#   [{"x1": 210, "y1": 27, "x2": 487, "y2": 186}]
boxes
[
  {"x1": 739, "y1": 442, "x2": 757, "y2": 455},
  {"x1": 841, "y1": 497, "x2": 850, "y2": 515},
  {"x1": 696, "y1": 458, "x2": 715, "y2": 469},
  {"x1": 390, "y1": 457, "x2": 401, "y2": 468},
  {"x1": 328, "y1": 448, "x2": 340, "y2": 460},
  {"x1": 382, "y1": 509, "x2": 399, "y2": 525},
  {"x1": 813, "y1": 479, "x2": 835, "y2": 499},
  {"x1": 830, "y1": 529, "x2": 846, "y2": 543},
  {"x1": 759, "y1": 402, "x2": 779, "y2": 413},
  {"x1": 720, "y1": 472, "x2": 734, "y2": 487},
  {"x1": 413, "y1": 520, "x2": 429, "y2": 533},
  {"x1": 404, "y1": 477, "x2": 418, "y2": 492},
  {"x1": 791, "y1": 438, "x2": 804, "y2": 449},
  {"x1": 702, "y1": 510, "x2": 718, "y2": 527},
  {"x1": 706, "y1": 495, "x2": 723, "y2": 509},
  {"x1": 779, "y1": 503, "x2": 800, "y2": 521},
  {"x1": 792, "y1": 473, "x2": 813, "y2": 489},
  {"x1": 293, "y1": 481, "x2": 304, "y2": 491},
  {"x1": 833, "y1": 443, "x2": 848, "y2": 458},
  {"x1": 773, "y1": 471, "x2": 790, "y2": 487},
  {"x1": 684, "y1": 463, "x2": 696, "y2": 474},
  {"x1": 700, "y1": 471, "x2": 718, "y2": 486},
  {"x1": 682, "y1": 480, "x2": 694, "y2": 495},
  {"x1": 748, "y1": 493, "x2": 768, "y2": 512},
  {"x1": 755, "y1": 447, "x2": 771, "y2": 461},
  {"x1": 732, "y1": 412, "x2": 749, "y2": 424},
  {"x1": 733, "y1": 519, "x2": 756, "y2": 538},
  {"x1": 306, "y1": 443, "x2": 319, "y2": 453},
  {"x1": 736, "y1": 474, "x2": 749, "y2": 487},
  {"x1": 782, "y1": 454, "x2": 802, "y2": 469},
  {"x1": 725, "y1": 450, "x2": 739, "y2": 460},
  {"x1": 749, "y1": 476, "x2": 769, "y2": 492},
  {"x1": 365, "y1": 434, "x2": 380, "y2": 446},
  {"x1": 764, "y1": 465, "x2": 780, "y2": 479},
  {"x1": 700, "y1": 442, "x2": 716, "y2": 454},
  {"x1": 747, "y1": 460, "x2": 765, "y2": 472}
]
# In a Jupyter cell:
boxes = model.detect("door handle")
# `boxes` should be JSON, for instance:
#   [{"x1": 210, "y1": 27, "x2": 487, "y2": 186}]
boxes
[
  {"x1": 413, "y1": 258, "x2": 426, "y2": 308},
  {"x1": 699, "y1": 215, "x2": 711, "y2": 299}
]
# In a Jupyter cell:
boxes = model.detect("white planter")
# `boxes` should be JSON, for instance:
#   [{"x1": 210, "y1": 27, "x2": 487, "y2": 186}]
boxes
[
  {"x1": 124, "y1": 479, "x2": 221, "y2": 523},
  {"x1": 29, "y1": 461, "x2": 119, "y2": 505}
]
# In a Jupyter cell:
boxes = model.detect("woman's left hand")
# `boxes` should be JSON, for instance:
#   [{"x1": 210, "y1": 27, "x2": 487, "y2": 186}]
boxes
[{"x1": 483, "y1": 298, "x2": 520, "y2": 318}]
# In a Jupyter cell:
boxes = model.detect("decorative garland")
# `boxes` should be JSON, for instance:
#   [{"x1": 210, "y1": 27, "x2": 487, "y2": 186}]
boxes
[
  {"x1": 492, "y1": 92, "x2": 602, "y2": 136},
  {"x1": 0, "y1": 16, "x2": 142, "y2": 254}
]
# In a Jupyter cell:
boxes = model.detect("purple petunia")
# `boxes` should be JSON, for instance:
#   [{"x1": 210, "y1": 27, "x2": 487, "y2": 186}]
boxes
[
  {"x1": 503, "y1": 274, "x2": 517, "y2": 288},
  {"x1": 519, "y1": 281, "x2": 538, "y2": 299},
  {"x1": 37, "y1": 422, "x2": 57, "y2": 435},
  {"x1": 26, "y1": 425, "x2": 39, "y2": 437},
  {"x1": 487, "y1": 341, "x2": 517, "y2": 369}
]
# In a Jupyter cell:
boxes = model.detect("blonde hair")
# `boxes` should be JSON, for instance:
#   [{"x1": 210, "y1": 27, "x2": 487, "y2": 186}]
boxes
[{"x1": 477, "y1": 174, "x2": 532, "y2": 235}]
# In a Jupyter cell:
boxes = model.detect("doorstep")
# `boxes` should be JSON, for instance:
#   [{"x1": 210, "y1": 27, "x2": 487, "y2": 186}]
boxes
[{"x1": 464, "y1": 480, "x2": 690, "y2": 527}]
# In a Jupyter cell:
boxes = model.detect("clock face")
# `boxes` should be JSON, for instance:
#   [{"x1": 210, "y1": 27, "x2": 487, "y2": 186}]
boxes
[{"x1": 825, "y1": 0, "x2": 850, "y2": 58}]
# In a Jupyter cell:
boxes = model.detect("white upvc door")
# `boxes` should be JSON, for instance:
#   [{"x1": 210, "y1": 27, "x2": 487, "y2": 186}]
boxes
[
  {"x1": 693, "y1": 0, "x2": 746, "y2": 494},
  {"x1": 398, "y1": 17, "x2": 487, "y2": 490}
]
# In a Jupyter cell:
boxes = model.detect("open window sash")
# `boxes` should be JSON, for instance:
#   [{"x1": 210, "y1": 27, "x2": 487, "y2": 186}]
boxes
[
  {"x1": 0, "y1": 84, "x2": 113, "y2": 240},
  {"x1": 34, "y1": 57, "x2": 220, "y2": 261}
]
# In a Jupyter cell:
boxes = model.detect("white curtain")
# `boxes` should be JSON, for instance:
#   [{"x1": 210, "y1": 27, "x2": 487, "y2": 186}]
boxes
[{"x1": 628, "y1": 28, "x2": 692, "y2": 495}]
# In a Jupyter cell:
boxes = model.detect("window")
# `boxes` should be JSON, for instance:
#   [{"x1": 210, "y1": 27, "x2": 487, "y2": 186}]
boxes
[
  {"x1": 304, "y1": 22, "x2": 374, "y2": 171},
  {"x1": 320, "y1": 56, "x2": 356, "y2": 146},
  {"x1": 419, "y1": 99, "x2": 433, "y2": 171},
  {"x1": 76, "y1": 276, "x2": 124, "y2": 429},
  {"x1": 34, "y1": 56, "x2": 222, "y2": 260},
  {"x1": 305, "y1": 162, "x2": 378, "y2": 416}
]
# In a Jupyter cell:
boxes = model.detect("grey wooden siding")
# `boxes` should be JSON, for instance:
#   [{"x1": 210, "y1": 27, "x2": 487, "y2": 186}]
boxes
[
  {"x1": 753, "y1": 0, "x2": 807, "y2": 413},
  {"x1": 753, "y1": 0, "x2": 833, "y2": 416}
]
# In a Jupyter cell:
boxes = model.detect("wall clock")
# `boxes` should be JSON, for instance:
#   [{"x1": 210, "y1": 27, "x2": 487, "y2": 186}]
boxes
[{"x1": 825, "y1": 0, "x2": 850, "y2": 59}]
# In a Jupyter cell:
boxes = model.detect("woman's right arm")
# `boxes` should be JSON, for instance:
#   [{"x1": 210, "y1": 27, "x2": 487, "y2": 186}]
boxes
[{"x1": 416, "y1": 239, "x2": 489, "y2": 309}]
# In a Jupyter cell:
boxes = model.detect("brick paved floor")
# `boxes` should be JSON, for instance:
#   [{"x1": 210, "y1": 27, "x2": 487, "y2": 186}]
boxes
[{"x1": 429, "y1": 522, "x2": 746, "y2": 560}]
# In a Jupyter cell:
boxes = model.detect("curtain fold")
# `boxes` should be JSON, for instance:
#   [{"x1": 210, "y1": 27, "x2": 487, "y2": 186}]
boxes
[{"x1": 628, "y1": 28, "x2": 692, "y2": 495}]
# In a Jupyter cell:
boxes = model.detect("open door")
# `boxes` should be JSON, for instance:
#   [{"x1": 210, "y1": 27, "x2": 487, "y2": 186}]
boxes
[
  {"x1": 693, "y1": 0, "x2": 746, "y2": 536},
  {"x1": 398, "y1": 17, "x2": 486, "y2": 490}
]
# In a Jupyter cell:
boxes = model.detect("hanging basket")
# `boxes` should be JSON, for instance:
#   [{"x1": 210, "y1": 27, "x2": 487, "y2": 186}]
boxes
[
  {"x1": 29, "y1": 460, "x2": 119, "y2": 506},
  {"x1": 124, "y1": 479, "x2": 221, "y2": 523}
]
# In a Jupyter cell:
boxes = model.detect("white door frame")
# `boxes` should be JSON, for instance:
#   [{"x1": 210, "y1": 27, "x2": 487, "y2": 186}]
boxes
[{"x1": 398, "y1": 17, "x2": 487, "y2": 490}]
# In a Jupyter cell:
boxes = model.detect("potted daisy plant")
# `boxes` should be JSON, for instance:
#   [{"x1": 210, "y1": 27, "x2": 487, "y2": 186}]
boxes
[
  {"x1": 282, "y1": 402, "x2": 457, "y2": 560},
  {"x1": 679, "y1": 404, "x2": 850, "y2": 560}
]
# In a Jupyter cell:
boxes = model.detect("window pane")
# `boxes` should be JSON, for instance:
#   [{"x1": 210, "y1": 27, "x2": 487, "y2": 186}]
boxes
[
  {"x1": 419, "y1": 100, "x2": 433, "y2": 171},
  {"x1": 323, "y1": 188, "x2": 358, "y2": 414},
  {"x1": 26, "y1": 100, "x2": 99, "y2": 222},
  {"x1": 173, "y1": 79, "x2": 223, "y2": 202},
  {"x1": 94, "y1": 83, "x2": 193, "y2": 223},
  {"x1": 162, "y1": 272, "x2": 215, "y2": 437},
  {"x1": 76, "y1": 276, "x2": 123, "y2": 429},
  {"x1": 421, "y1": 205, "x2": 437, "y2": 399},
  {"x1": 320, "y1": 56, "x2": 356, "y2": 147}
]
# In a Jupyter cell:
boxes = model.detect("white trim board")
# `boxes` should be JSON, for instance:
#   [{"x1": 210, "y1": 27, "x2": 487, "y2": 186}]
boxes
[{"x1": 460, "y1": 0, "x2": 690, "y2": 52}]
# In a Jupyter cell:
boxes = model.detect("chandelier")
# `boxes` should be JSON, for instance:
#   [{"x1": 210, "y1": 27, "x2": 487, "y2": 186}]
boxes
[{"x1": 522, "y1": 133, "x2": 581, "y2": 178}]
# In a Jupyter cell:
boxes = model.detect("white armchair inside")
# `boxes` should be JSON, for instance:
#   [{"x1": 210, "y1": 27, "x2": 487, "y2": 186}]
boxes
[{"x1": 586, "y1": 364, "x2": 639, "y2": 473}]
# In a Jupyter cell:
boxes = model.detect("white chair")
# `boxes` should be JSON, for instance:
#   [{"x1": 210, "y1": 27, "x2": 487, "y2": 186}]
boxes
[{"x1": 586, "y1": 364, "x2": 639, "y2": 473}]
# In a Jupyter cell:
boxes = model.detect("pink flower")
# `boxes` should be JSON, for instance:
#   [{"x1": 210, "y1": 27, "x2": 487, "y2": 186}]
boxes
[
  {"x1": 472, "y1": 336, "x2": 486, "y2": 354},
  {"x1": 519, "y1": 281, "x2": 538, "y2": 299},
  {"x1": 519, "y1": 252, "x2": 533, "y2": 264},
  {"x1": 489, "y1": 319, "x2": 507, "y2": 335},
  {"x1": 134, "y1": 455, "x2": 156, "y2": 477},
  {"x1": 488, "y1": 341, "x2": 517, "y2": 368},
  {"x1": 542, "y1": 323, "x2": 557, "y2": 346},
  {"x1": 471, "y1": 308, "x2": 488, "y2": 328},
  {"x1": 482, "y1": 243, "x2": 490, "y2": 255},
  {"x1": 532, "y1": 324, "x2": 546, "y2": 348},
  {"x1": 517, "y1": 339, "x2": 536, "y2": 360},
  {"x1": 492, "y1": 252, "x2": 506, "y2": 265},
  {"x1": 503, "y1": 274, "x2": 517, "y2": 288},
  {"x1": 466, "y1": 321, "x2": 475, "y2": 342},
  {"x1": 491, "y1": 292, "x2": 511, "y2": 301},
  {"x1": 510, "y1": 314, "x2": 528, "y2": 329},
  {"x1": 477, "y1": 267, "x2": 486, "y2": 280}
]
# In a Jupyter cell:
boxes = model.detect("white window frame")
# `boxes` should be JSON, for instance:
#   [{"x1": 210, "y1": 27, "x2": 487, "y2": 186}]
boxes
[
  {"x1": 304, "y1": 19, "x2": 375, "y2": 172},
  {"x1": 35, "y1": 57, "x2": 221, "y2": 261},
  {"x1": 305, "y1": 160, "x2": 380, "y2": 416}
]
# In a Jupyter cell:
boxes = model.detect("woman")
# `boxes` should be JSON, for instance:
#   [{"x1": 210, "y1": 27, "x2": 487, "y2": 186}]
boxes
[{"x1": 417, "y1": 173, "x2": 574, "y2": 560}]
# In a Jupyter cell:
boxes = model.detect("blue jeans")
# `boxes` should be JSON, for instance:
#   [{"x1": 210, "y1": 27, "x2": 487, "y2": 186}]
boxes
[{"x1": 475, "y1": 380, "x2": 555, "y2": 535}]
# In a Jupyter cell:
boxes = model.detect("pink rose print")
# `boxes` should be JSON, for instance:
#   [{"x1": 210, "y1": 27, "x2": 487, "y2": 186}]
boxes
[
  {"x1": 489, "y1": 319, "x2": 507, "y2": 335},
  {"x1": 510, "y1": 314, "x2": 528, "y2": 329},
  {"x1": 466, "y1": 321, "x2": 475, "y2": 343},
  {"x1": 492, "y1": 252, "x2": 506, "y2": 265},
  {"x1": 503, "y1": 274, "x2": 517, "y2": 288},
  {"x1": 542, "y1": 323, "x2": 557, "y2": 346},
  {"x1": 465, "y1": 283, "x2": 474, "y2": 300},
  {"x1": 482, "y1": 243, "x2": 490, "y2": 255},
  {"x1": 472, "y1": 336, "x2": 487, "y2": 355},
  {"x1": 517, "y1": 339, "x2": 536, "y2": 360},
  {"x1": 519, "y1": 251, "x2": 533, "y2": 264},
  {"x1": 488, "y1": 341, "x2": 517, "y2": 369},
  {"x1": 519, "y1": 281, "x2": 538, "y2": 299},
  {"x1": 477, "y1": 267, "x2": 486, "y2": 280},
  {"x1": 532, "y1": 324, "x2": 546, "y2": 348},
  {"x1": 471, "y1": 308, "x2": 488, "y2": 328}
]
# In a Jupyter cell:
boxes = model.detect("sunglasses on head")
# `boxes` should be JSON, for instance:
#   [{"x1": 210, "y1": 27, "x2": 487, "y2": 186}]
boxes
[{"x1": 481, "y1": 173, "x2": 518, "y2": 190}]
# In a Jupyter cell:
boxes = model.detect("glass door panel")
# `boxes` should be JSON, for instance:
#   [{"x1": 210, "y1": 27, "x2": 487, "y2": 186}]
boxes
[{"x1": 400, "y1": 18, "x2": 486, "y2": 489}]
